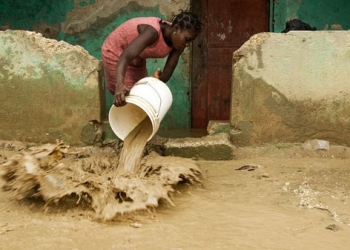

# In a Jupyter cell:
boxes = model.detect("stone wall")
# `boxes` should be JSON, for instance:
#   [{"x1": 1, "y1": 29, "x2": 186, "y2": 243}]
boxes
[
  {"x1": 0, "y1": 30, "x2": 102, "y2": 145},
  {"x1": 231, "y1": 31, "x2": 350, "y2": 146}
]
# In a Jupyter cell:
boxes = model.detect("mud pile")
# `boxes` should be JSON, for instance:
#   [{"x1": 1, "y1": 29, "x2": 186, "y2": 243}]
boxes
[{"x1": 0, "y1": 141, "x2": 202, "y2": 221}]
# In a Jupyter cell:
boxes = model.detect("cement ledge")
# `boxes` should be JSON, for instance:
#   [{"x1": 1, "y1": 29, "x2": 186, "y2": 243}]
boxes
[
  {"x1": 163, "y1": 133, "x2": 235, "y2": 161},
  {"x1": 82, "y1": 121, "x2": 235, "y2": 161}
]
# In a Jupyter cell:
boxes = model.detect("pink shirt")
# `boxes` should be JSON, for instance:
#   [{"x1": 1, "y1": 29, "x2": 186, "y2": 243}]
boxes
[{"x1": 101, "y1": 17, "x2": 173, "y2": 93}]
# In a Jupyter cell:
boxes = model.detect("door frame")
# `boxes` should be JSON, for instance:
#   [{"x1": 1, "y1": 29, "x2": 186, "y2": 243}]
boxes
[{"x1": 190, "y1": 0, "x2": 271, "y2": 128}]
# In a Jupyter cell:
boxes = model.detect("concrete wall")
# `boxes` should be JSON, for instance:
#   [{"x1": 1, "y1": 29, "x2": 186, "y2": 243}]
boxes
[
  {"x1": 230, "y1": 31, "x2": 350, "y2": 146},
  {"x1": 0, "y1": 30, "x2": 102, "y2": 145}
]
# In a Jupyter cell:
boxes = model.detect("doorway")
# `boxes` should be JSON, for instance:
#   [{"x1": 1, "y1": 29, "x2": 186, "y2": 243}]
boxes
[{"x1": 191, "y1": 0, "x2": 270, "y2": 128}]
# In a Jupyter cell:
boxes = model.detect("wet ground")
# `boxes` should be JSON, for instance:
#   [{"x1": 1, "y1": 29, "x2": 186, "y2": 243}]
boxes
[{"x1": 1, "y1": 141, "x2": 350, "y2": 250}]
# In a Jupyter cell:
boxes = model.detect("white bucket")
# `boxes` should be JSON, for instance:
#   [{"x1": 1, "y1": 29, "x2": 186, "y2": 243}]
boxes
[{"x1": 108, "y1": 77, "x2": 173, "y2": 141}]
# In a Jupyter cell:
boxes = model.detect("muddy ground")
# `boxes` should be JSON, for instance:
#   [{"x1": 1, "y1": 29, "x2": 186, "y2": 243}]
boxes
[{"x1": 0, "y1": 140, "x2": 350, "y2": 250}]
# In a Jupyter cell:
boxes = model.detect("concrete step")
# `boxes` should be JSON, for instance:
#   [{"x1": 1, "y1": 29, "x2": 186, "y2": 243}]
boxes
[{"x1": 163, "y1": 133, "x2": 235, "y2": 161}]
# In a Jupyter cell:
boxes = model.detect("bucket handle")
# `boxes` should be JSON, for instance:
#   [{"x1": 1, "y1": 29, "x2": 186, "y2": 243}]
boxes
[{"x1": 137, "y1": 81, "x2": 162, "y2": 116}]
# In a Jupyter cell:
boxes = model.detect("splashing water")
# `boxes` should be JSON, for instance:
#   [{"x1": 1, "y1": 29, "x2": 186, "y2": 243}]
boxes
[{"x1": 117, "y1": 117, "x2": 152, "y2": 175}]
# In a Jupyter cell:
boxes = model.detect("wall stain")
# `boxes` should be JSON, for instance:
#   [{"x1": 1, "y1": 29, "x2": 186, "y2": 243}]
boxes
[{"x1": 232, "y1": 73, "x2": 350, "y2": 146}]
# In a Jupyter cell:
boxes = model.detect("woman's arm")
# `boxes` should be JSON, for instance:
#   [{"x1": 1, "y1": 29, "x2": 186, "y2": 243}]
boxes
[
  {"x1": 158, "y1": 47, "x2": 184, "y2": 83},
  {"x1": 114, "y1": 24, "x2": 158, "y2": 106}
]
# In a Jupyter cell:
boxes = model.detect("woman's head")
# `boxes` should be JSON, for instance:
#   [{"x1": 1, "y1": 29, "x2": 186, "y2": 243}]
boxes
[
  {"x1": 170, "y1": 10, "x2": 202, "y2": 50},
  {"x1": 172, "y1": 10, "x2": 202, "y2": 33}
]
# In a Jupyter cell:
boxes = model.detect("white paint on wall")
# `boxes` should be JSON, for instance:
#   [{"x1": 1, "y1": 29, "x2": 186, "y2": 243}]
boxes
[
  {"x1": 0, "y1": 30, "x2": 100, "y2": 86},
  {"x1": 217, "y1": 33, "x2": 226, "y2": 40},
  {"x1": 234, "y1": 31, "x2": 350, "y2": 101}
]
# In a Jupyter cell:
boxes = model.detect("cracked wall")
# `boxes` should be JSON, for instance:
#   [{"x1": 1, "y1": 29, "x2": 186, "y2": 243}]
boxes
[
  {"x1": 0, "y1": 30, "x2": 102, "y2": 145},
  {"x1": 231, "y1": 31, "x2": 350, "y2": 146}
]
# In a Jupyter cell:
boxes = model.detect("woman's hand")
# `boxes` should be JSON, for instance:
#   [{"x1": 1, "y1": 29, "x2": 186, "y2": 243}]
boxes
[
  {"x1": 114, "y1": 84, "x2": 130, "y2": 107},
  {"x1": 151, "y1": 68, "x2": 161, "y2": 79}
]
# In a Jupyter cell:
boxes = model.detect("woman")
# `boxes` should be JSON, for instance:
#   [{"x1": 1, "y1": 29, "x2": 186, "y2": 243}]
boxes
[{"x1": 101, "y1": 10, "x2": 202, "y2": 107}]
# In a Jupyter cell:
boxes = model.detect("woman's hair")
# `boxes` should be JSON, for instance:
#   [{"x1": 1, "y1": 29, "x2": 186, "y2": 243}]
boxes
[
  {"x1": 171, "y1": 9, "x2": 202, "y2": 33},
  {"x1": 281, "y1": 19, "x2": 316, "y2": 33}
]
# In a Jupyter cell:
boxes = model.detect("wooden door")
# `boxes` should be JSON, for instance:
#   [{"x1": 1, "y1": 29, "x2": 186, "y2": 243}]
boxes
[{"x1": 191, "y1": 0, "x2": 270, "y2": 128}]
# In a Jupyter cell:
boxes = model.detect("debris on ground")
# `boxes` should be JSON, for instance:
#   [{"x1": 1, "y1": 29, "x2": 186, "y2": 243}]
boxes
[{"x1": 0, "y1": 142, "x2": 202, "y2": 221}]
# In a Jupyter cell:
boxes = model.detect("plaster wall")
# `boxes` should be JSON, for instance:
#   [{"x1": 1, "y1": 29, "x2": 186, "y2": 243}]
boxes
[
  {"x1": 0, "y1": 30, "x2": 102, "y2": 145},
  {"x1": 231, "y1": 31, "x2": 350, "y2": 146}
]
